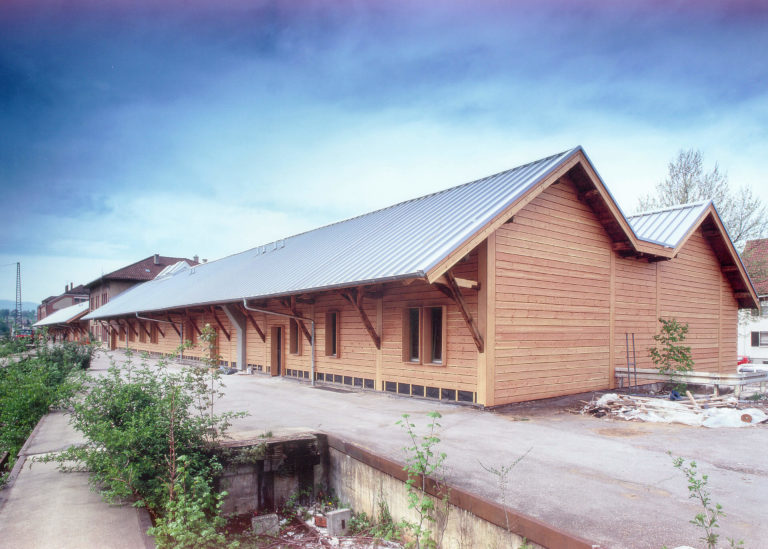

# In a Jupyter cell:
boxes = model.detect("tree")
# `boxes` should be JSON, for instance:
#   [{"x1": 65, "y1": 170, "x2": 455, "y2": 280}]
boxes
[{"x1": 637, "y1": 149, "x2": 768, "y2": 250}]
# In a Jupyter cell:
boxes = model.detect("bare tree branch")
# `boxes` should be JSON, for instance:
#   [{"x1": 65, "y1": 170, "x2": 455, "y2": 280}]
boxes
[{"x1": 637, "y1": 149, "x2": 768, "y2": 250}]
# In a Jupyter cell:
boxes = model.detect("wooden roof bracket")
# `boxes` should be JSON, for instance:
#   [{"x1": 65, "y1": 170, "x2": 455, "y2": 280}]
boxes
[
  {"x1": 239, "y1": 304, "x2": 266, "y2": 342},
  {"x1": 289, "y1": 296, "x2": 313, "y2": 343},
  {"x1": 340, "y1": 287, "x2": 381, "y2": 349},
  {"x1": 138, "y1": 319, "x2": 151, "y2": 338},
  {"x1": 210, "y1": 306, "x2": 231, "y2": 341},
  {"x1": 185, "y1": 311, "x2": 202, "y2": 337},
  {"x1": 123, "y1": 318, "x2": 139, "y2": 338},
  {"x1": 165, "y1": 315, "x2": 181, "y2": 337},
  {"x1": 442, "y1": 271, "x2": 484, "y2": 353}
]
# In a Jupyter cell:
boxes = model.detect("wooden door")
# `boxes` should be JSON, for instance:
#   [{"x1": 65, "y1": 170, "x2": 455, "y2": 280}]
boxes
[{"x1": 270, "y1": 326, "x2": 283, "y2": 376}]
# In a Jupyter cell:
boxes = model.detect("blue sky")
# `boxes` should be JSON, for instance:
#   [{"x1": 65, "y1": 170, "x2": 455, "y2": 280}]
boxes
[{"x1": 2, "y1": 0, "x2": 767, "y2": 303}]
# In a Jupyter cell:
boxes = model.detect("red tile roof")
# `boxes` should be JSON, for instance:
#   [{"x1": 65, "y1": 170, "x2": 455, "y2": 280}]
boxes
[
  {"x1": 86, "y1": 255, "x2": 197, "y2": 287},
  {"x1": 742, "y1": 239, "x2": 768, "y2": 296}
]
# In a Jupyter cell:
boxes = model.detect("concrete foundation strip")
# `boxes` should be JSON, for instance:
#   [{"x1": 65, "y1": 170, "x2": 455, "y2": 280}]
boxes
[{"x1": 322, "y1": 434, "x2": 597, "y2": 549}]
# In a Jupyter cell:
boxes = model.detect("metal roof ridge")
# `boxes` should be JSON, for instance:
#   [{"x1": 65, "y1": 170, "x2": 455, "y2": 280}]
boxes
[
  {"x1": 191, "y1": 148, "x2": 581, "y2": 268},
  {"x1": 629, "y1": 200, "x2": 711, "y2": 219}
]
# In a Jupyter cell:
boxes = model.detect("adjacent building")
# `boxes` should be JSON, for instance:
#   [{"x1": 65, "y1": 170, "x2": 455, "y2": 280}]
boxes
[
  {"x1": 33, "y1": 301, "x2": 90, "y2": 342},
  {"x1": 84, "y1": 254, "x2": 198, "y2": 346},
  {"x1": 37, "y1": 283, "x2": 89, "y2": 321},
  {"x1": 738, "y1": 238, "x2": 768, "y2": 364},
  {"x1": 85, "y1": 147, "x2": 758, "y2": 407}
]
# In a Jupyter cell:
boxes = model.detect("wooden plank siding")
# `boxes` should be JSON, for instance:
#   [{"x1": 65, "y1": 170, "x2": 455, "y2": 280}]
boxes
[
  {"x1": 101, "y1": 180, "x2": 740, "y2": 407},
  {"x1": 493, "y1": 179, "x2": 613, "y2": 404}
]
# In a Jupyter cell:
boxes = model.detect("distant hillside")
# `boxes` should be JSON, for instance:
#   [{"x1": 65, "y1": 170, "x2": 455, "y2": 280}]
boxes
[{"x1": 0, "y1": 300, "x2": 39, "y2": 311}]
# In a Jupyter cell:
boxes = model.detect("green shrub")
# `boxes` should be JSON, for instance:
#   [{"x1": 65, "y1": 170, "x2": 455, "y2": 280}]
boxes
[
  {"x1": 43, "y1": 346, "x2": 246, "y2": 546},
  {"x1": 0, "y1": 338, "x2": 88, "y2": 482},
  {"x1": 649, "y1": 317, "x2": 694, "y2": 392}
]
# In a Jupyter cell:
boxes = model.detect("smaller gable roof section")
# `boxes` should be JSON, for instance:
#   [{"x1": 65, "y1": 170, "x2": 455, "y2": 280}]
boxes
[
  {"x1": 742, "y1": 238, "x2": 768, "y2": 297},
  {"x1": 629, "y1": 202, "x2": 759, "y2": 309},
  {"x1": 33, "y1": 301, "x2": 90, "y2": 327},
  {"x1": 628, "y1": 202, "x2": 711, "y2": 248},
  {"x1": 85, "y1": 147, "x2": 757, "y2": 320},
  {"x1": 85, "y1": 255, "x2": 197, "y2": 287}
]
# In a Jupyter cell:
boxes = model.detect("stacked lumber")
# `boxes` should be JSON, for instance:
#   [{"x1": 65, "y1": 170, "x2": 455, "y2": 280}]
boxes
[{"x1": 582, "y1": 392, "x2": 739, "y2": 419}]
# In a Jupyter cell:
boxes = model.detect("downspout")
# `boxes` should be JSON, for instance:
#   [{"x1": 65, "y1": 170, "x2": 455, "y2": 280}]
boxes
[
  {"x1": 242, "y1": 298, "x2": 316, "y2": 387},
  {"x1": 135, "y1": 312, "x2": 184, "y2": 360}
]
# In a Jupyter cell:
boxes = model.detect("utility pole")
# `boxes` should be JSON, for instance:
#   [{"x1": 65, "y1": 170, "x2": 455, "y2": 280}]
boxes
[{"x1": 15, "y1": 262, "x2": 22, "y2": 329}]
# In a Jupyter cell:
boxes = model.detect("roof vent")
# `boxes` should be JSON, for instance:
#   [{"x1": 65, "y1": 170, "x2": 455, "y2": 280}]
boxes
[
  {"x1": 153, "y1": 254, "x2": 160, "y2": 265},
  {"x1": 193, "y1": 255, "x2": 199, "y2": 263}
]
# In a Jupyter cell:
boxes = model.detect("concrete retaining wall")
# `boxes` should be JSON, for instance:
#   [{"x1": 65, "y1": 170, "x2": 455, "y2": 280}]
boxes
[{"x1": 325, "y1": 435, "x2": 594, "y2": 549}]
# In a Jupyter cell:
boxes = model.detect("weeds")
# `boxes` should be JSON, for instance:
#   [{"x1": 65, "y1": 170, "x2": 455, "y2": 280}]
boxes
[
  {"x1": 669, "y1": 453, "x2": 744, "y2": 549},
  {"x1": 478, "y1": 447, "x2": 532, "y2": 533},
  {"x1": 397, "y1": 411, "x2": 448, "y2": 549},
  {"x1": 348, "y1": 498, "x2": 402, "y2": 541}
]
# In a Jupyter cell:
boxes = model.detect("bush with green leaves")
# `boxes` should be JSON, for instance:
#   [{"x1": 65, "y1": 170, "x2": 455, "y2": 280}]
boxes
[
  {"x1": 43, "y1": 345, "x2": 245, "y2": 547},
  {"x1": 397, "y1": 411, "x2": 449, "y2": 549},
  {"x1": 668, "y1": 454, "x2": 744, "y2": 549},
  {"x1": 148, "y1": 456, "x2": 236, "y2": 549},
  {"x1": 649, "y1": 317, "x2": 694, "y2": 392},
  {"x1": 0, "y1": 334, "x2": 88, "y2": 483}
]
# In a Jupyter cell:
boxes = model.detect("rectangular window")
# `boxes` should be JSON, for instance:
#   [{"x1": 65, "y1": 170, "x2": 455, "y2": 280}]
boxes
[
  {"x1": 119, "y1": 326, "x2": 126, "y2": 342},
  {"x1": 139, "y1": 321, "x2": 147, "y2": 343},
  {"x1": 758, "y1": 332, "x2": 768, "y2": 347},
  {"x1": 128, "y1": 323, "x2": 135, "y2": 342},
  {"x1": 150, "y1": 323, "x2": 158, "y2": 344},
  {"x1": 424, "y1": 306, "x2": 444, "y2": 364},
  {"x1": 289, "y1": 319, "x2": 301, "y2": 355},
  {"x1": 403, "y1": 306, "x2": 446, "y2": 365},
  {"x1": 407, "y1": 308, "x2": 420, "y2": 362},
  {"x1": 325, "y1": 311, "x2": 340, "y2": 357},
  {"x1": 186, "y1": 320, "x2": 197, "y2": 345}
]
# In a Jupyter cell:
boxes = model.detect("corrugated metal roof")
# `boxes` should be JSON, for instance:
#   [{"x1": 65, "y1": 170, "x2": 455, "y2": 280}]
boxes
[
  {"x1": 85, "y1": 147, "x2": 580, "y2": 320},
  {"x1": 34, "y1": 301, "x2": 89, "y2": 327},
  {"x1": 627, "y1": 201, "x2": 711, "y2": 248}
]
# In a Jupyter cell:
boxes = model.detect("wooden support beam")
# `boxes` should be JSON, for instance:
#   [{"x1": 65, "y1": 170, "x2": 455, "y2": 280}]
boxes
[
  {"x1": 125, "y1": 319, "x2": 139, "y2": 338},
  {"x1": 288, "y1": 296, "x2": 312, "y2": 343},
  {"x1": 577, "y1": 189, "x2": 599, "y2": 202},
  {"x1": 210, "y1": 307, "x2": 231, "y2": 341},
  {"x1": 166, "y1": 315, "x2": 181, "y2": 337},
  {"x1": 734, "y1": 292, "x2": 750, "y2": 299},
  {"x1": 612, "y1": 241, "x2": 632, "y2": 252},
  {"x1": 443, "y1": 271, "x2": 484, "y2": 353},
  {"x1": 341, "y1": 288, "x2": 381, "y2": 350},
  {"x1": 435, "y1": 275, "x2": 480, "y2": 291},
  {"x1": 155, "y1": 323, "x2": 165, "y2": 338},
  {"x1": 703, "y1": 229, "x2": 720, "y2": 238},
  {"x1": 722, "y1": 265, "x2": 739, "y2": 273},
  {"x1": 139, "y1": 320, "x2": 151, "y2": 339},
  {"x1": 186, "y1": 313, "x2": 202, "y2": 337},
  {"x1": 240, "y1": 305, "x2": 266, "y2": 342}
]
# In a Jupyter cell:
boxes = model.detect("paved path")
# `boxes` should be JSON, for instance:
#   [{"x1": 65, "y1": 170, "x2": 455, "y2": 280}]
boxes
[
  {"x1": 3, "y1": 350, "x2": 766, "y2": 549},
  {"x1": 193, "y1": 354, "x2": 766, "y2": 549},
  {"x1": 0, "y1": 411, "x2": 153, "y2": 549}
]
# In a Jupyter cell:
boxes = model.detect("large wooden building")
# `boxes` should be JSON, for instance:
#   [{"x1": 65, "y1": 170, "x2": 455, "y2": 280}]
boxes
[{"x1": 85, "y1": 148, "x2": 758, "y2": 407}]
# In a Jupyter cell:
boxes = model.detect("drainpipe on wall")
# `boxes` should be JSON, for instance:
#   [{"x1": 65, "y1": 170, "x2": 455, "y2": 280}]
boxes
[{"x1": 242, "y1": 298, "x2": 316, "y2": 386}]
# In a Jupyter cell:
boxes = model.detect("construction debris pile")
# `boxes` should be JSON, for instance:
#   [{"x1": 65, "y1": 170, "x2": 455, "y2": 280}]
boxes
[{"x1": 583, "y1": 392, "x2": 768, "y2": 428}]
